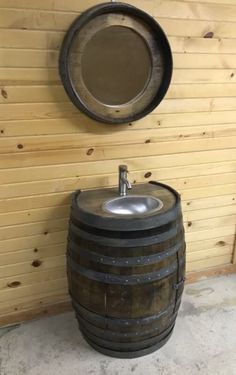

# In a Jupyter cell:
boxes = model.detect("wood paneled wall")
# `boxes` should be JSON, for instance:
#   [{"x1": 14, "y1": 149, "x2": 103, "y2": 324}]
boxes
[{"x1": 0, "y1": 0, "x2": 236, "y2": 326}]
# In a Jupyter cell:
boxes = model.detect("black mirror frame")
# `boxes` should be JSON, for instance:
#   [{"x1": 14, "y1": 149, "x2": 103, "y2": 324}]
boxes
[{"x1": 59, "y1": 2, "x2": 173, "y2": 124}]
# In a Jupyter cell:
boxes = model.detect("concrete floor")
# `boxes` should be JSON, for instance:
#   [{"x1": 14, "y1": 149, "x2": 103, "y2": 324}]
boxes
[{"x1": 0, "y1": 274, "x2": 236, "y2": 375}]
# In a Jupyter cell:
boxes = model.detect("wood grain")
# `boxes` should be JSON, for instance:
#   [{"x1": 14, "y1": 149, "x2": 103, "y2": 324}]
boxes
[
  {"x1": 186, "y1": 263, "x2": 236, "y2": 284},
  {"x1": 2, "y1": 84, "x2": 236, "y2": 104},
  {"x1": 2, "y1": 111, "x2": 236, "y2": 138},
  {"x1": 0, "y1": 0, "x2": 235, "y2": 326},
  {"x1": 1, "y1": 126, "x2": 236, "y2": 153},
  {"x1": 0, "y1": 159, "x2": 235, "y2": 185},
  {"x1": 2, "y1": 28, "x2": 236, "y2": 55}
]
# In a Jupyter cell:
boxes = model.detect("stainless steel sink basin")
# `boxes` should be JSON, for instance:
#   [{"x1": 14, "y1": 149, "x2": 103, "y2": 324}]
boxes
[{"x1": 103, "y1": 195, "x2": 163, "y2": 215}]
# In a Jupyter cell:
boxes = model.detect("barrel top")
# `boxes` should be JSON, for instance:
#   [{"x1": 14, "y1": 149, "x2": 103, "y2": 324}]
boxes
[{"x1": 71, "y1": 182, "x2": 181, "y2": 231}]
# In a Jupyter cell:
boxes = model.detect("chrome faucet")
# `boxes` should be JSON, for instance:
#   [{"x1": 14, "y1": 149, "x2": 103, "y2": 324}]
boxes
[{"x1": 119, "y1": 165, "x2": 132, "y2": 196}]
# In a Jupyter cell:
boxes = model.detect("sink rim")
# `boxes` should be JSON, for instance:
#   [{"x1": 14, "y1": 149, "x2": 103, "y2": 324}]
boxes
[
  {"x1": 102, "y1": 194, "x2": 164, "y2": 216},
  {"x1": 73, "y1": 182, "x2": 180, "y2": 231}
]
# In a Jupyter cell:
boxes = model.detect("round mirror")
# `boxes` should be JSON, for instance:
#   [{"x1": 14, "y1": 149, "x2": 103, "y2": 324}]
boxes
[
  {"x1": 59, "y1": 3, "x2": 172, "y2": 124},
  {"x1": 80, "y1": 26, "x2": 152, "y2": 106}
]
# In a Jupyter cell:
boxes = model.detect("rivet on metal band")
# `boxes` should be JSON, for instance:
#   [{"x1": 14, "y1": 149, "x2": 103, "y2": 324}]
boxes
[
  {"x1": 67, "y1": 256, "x2": 185, "y2": 285},
  {"x1": 68, "y1": 239, "x2": 185, "y2": 267}
]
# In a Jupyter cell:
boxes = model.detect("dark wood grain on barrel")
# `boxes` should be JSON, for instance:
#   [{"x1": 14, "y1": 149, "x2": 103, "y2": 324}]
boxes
[{"x1": 67, "y1": 182, "x2": 185, "y2": 358}]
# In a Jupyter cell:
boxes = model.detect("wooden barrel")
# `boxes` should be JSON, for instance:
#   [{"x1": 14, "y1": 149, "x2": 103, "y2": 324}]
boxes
[{"x1": 67, "y1": 181, "x2": 185, "y2": 358}]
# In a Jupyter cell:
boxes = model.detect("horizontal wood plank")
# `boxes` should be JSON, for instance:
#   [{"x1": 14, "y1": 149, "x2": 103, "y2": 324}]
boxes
[
  {"x1": 181, "y1": 183, "x2": 236, "y2": 200},
  {"x1": 0, "y1": 169, "x2": 236, "y2": 200},
  {"x1": 0, "y1": 68, "x2": 60, "y2": 85},
  {"x1": 185, "y1": 204, "x2": 236, "y2": 222},
  {"x1": 0, "y1": 139, "x2": 236, "y2": 170},
  {"x1": 187, "y1": 246, "x2": 232, "y2": 262},
  {"x1": 0, "y1": 244, "x2": 66, "y2": 266},
  {"x1": 0, "y1": 158, "x2": 236, "y2": 185},
  {"x1": 0, "y1": 267, "x2": 66, "y2": 291},
  {"x1": 184, "y1": 0, "x2": 236, "y2": 5},
  {"x1": 0, "y1": 8, "x2": 77, "y2": 32},
  {"x1": 154, "y1": 1, "x2": 236, "y2": 22},
  {"x1": 1, "y1": 124, "x2": 236, "y2": 153},
  {"x1": 0, "y1": 275, "x2": 67, "y2": 302},
  {"x1": 0, "y1": 192, "x2": 71, "y2": 214},
  {"x1": 1, "y1": 1, "x2": 236, "y2": 23},
  {"x1": 187, "y1": 235, "x2": 234, "y2": 253},
  {"x1": 2, "y1": 84, "x2": 236, "y2": 104},
  {"x1": 1, "y1": 68, "x2": 236, "y2": 86},
  {"x1": 159, "y1": 17, "x2": 236, "y2": 38},
  {"x1": 2, "y1": 28, "x2": 236, "y2": 55},
  {"x1": 185, "y1": 225, "x2": 235, "y2": 242},
  {"x1": 0, "y1": 29, "x2": 63, "y2": 50},
  {"x1": 173, "y1": 54, "x2": 236, "y2": 69},
  {"x1": 0, "y1": 290, "x2": 69, "y2": 319},
  {"x1": 183, "y1": 194, "x2": 236, "y2": 212},
  {"x1": 0, "y1": 99, "x2": 236, "y2": 121},
  {"x1": 0, "y1": 8, "x2": 235, "y2": 39},
  {"x1": 0, "y1": 0, "x2": 154, "y2": 13},
  {"x1": 2, "y1": 111, "x2": 236, "y2": 138},
  {"x1": 0, "y1": 299, "x2": 70, "y2": 327},
  {"x1": 167, "y1": 84, "x2": 236, "y2": 99},
  {"x1": 0, "y1": 231, "x2": 67, "y2": 253},
  {"x1": 184, "y1": 214, "x2": 236, "y2": 233},
  {"x1": 1, "y1": 49, "x2": 236, "y2": 69},
  {"x1": 173, "y1": 69, "x2": 236, "y2": 84},
  {"x1": 0, "y1": 255, "x2": 66, "y2": 279},
  {"x1": 0, "y1": 206, "x2": 69, "y2": 227},
  {"x1": 186, "y1": 254, "x2": 232, "y2": 272},
  {"x1": 0, "y1": 219, "x2": 68, "y2": 241}
]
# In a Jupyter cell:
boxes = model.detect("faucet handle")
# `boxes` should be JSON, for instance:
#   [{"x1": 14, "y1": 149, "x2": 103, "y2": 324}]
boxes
[{"x1": 119, "y1": 165, "x2": 128, "y2": 173}]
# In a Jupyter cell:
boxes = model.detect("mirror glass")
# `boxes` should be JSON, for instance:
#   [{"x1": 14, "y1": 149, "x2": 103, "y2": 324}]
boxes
[{"x1": 80, "y1": 26, "x2": 152, "y2": 105}]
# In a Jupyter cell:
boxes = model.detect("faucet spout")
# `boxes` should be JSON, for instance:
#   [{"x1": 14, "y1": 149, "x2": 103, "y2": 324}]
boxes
[
  {"x1": 122, "y1": 177, "x2": 132, "y2": 190},
  {"x1": 118, "y1": 165, "x2": 132, "y2": 196}
]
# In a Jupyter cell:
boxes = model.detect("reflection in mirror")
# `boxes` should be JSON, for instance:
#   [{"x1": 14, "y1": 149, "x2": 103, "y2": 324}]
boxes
[{"x1": 78, "y1": 26, "x2": 152, "y2": 105}]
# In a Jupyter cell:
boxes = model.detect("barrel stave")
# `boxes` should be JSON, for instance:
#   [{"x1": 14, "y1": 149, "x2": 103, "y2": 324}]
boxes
[{"x1": 67, "y1": 182, "x2": 186, "y2": 357}]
